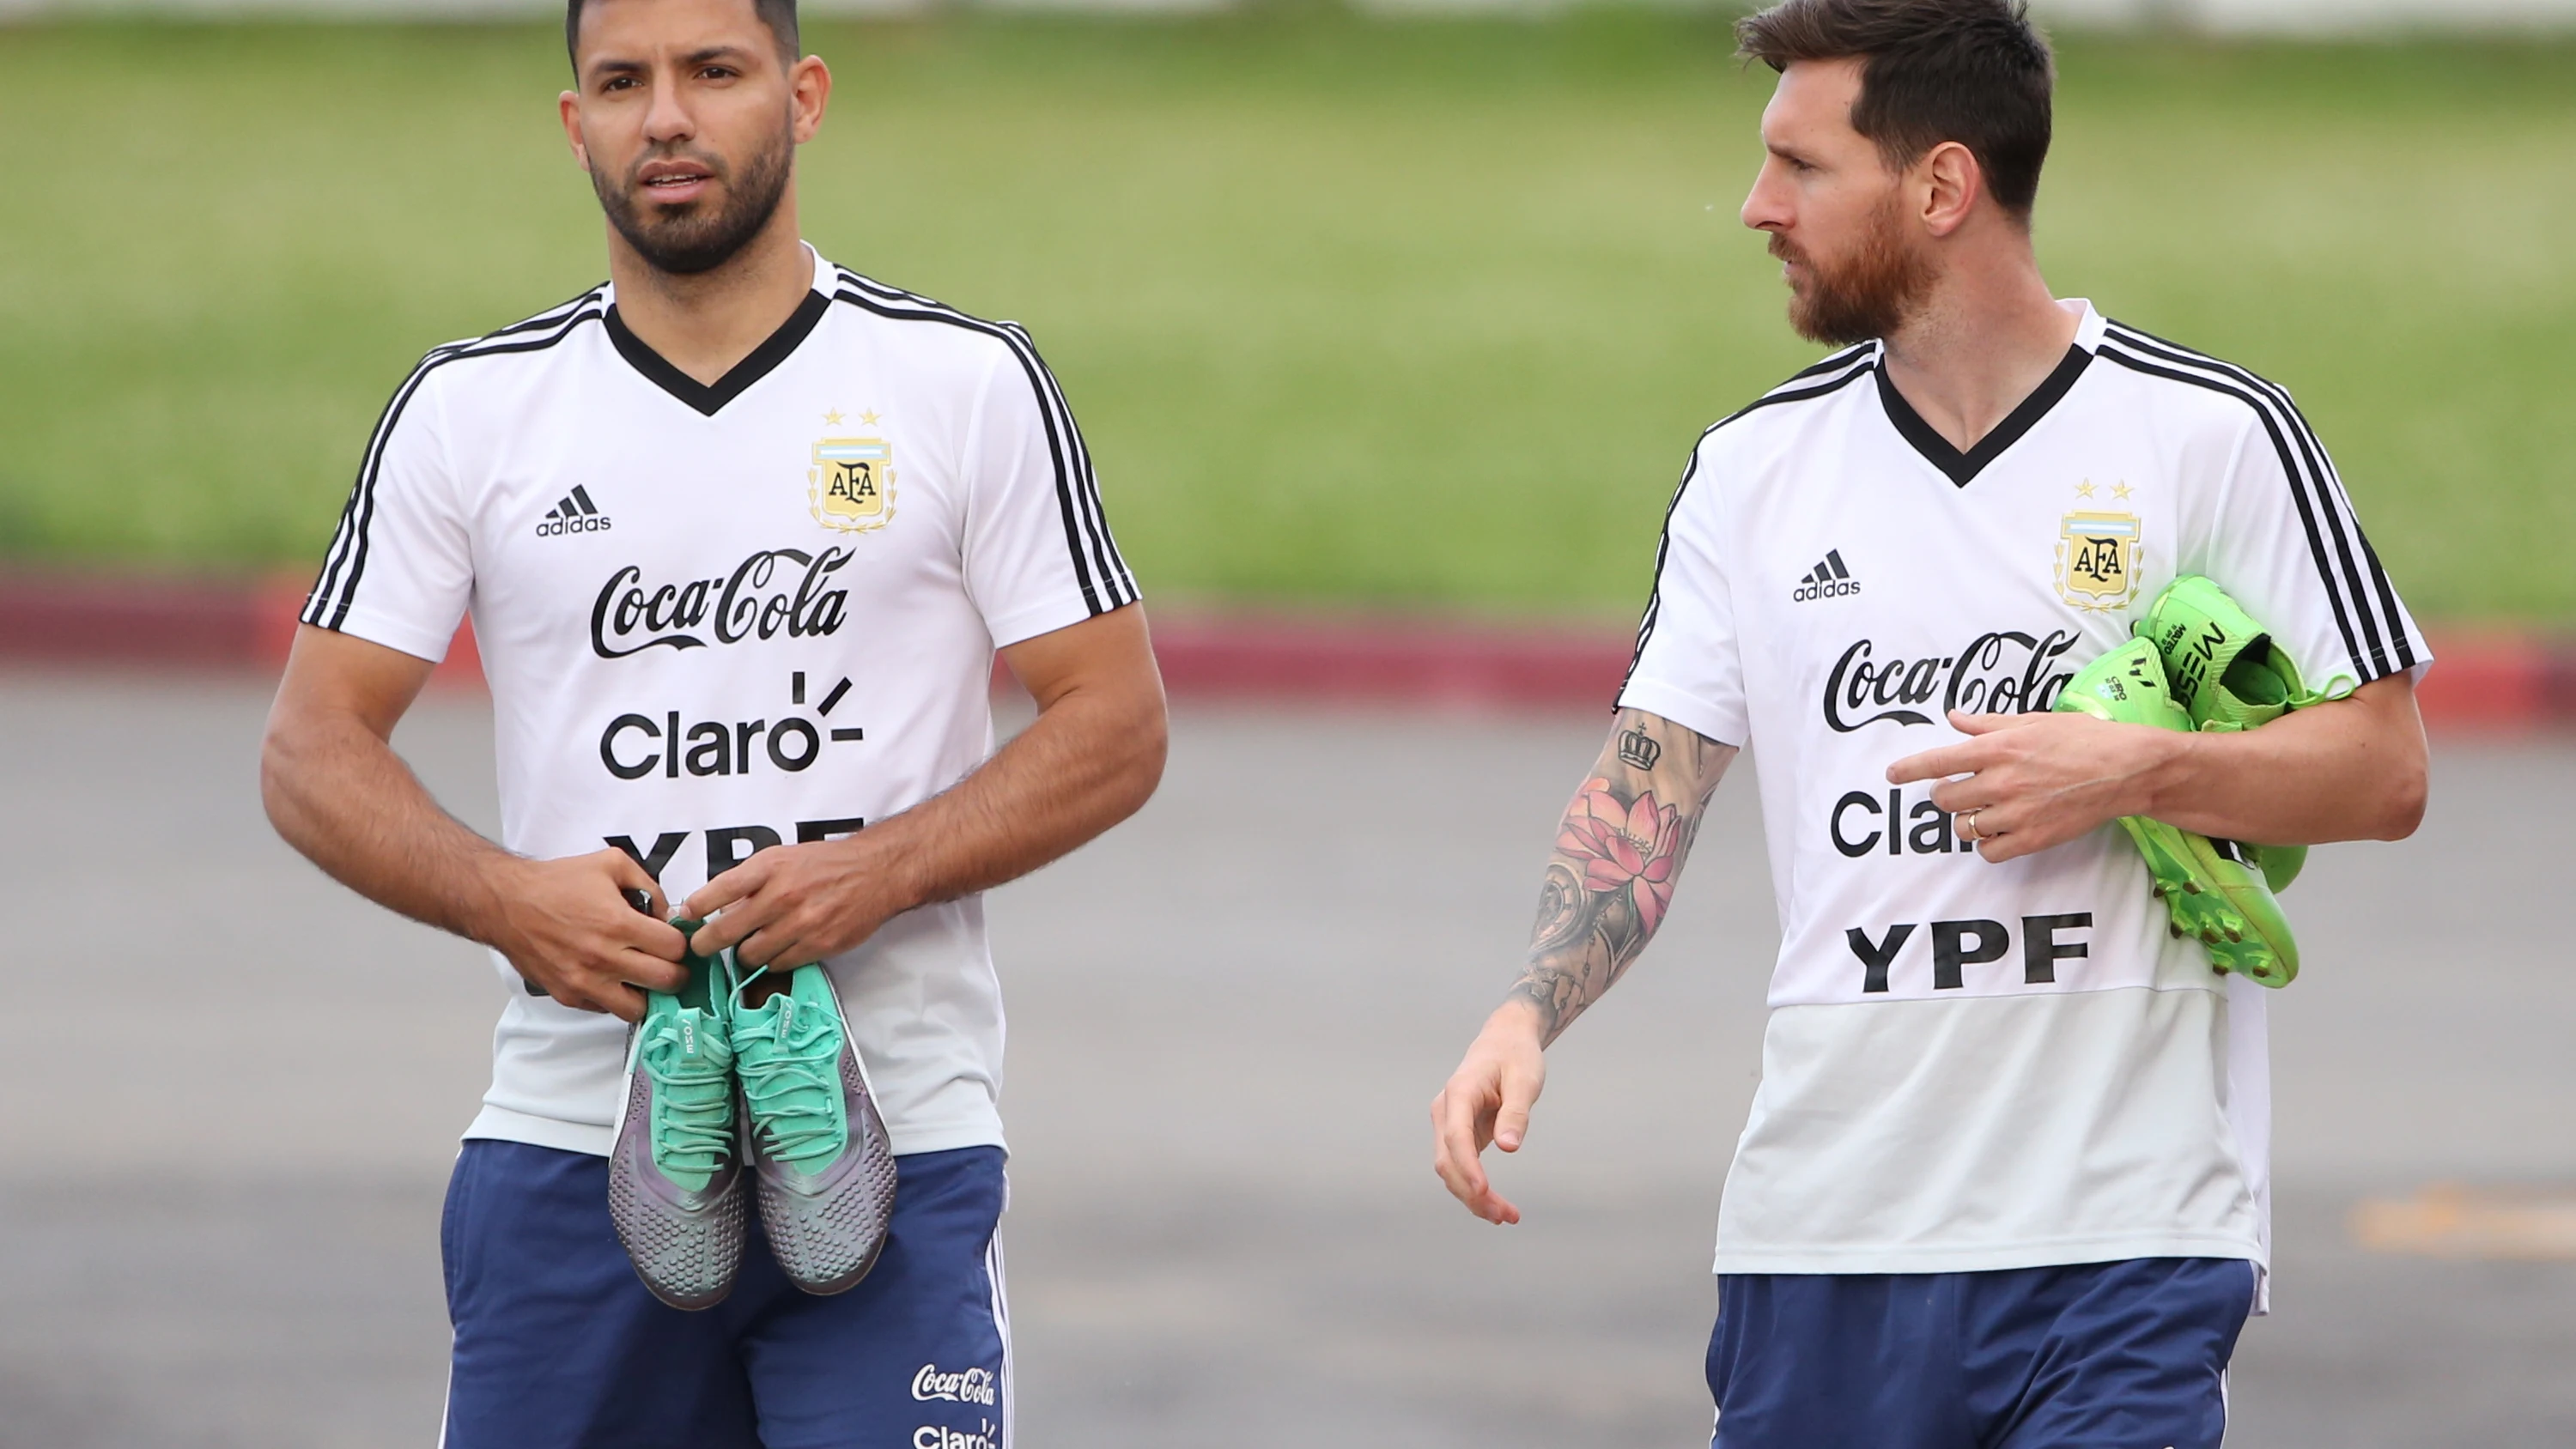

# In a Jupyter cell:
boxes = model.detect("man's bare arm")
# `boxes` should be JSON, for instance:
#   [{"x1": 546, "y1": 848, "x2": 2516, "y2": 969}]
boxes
[
  {"x1": 1431, "y1": 708, "x2": 1736, "y2": 1224},
  {"x1": 1509, "y1": 710, "x2": 1740, "y2": 1043},
  {"x1": 1886, "y1": 673, "x2": 2427, "y2": 864},
  {"x1": 260, "y1": 626, "x2": 688, "y2": 1020},
  {"x1": 683, "y1": 605, "x2": 1167, "y2": 967}
]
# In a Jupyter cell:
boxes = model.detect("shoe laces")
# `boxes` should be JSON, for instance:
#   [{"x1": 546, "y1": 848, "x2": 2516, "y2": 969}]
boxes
[
  {"x1": 730, "y1": 967, "x2": 850, "y2": 1173},
  {"x1": 641, "y1": 1008, "x2": 735, "y2": 1179}
]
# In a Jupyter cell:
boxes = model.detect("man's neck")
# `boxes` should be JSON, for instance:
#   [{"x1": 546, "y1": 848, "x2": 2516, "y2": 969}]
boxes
[
  {"x1": 1877, "y1": 245, "x2": 2079, "y2": 454},
  {"x1": 608, "y1": 212, "x2": 814, "y2": 387}
]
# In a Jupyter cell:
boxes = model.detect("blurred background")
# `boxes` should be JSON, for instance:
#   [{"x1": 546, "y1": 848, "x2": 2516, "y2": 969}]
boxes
[
  {"x1": 5, "y1": 1, "x2": 2576, "y2": 619},
  {"x1": 3, "y1": 2, "x2": 2573, "y2": 1446}
]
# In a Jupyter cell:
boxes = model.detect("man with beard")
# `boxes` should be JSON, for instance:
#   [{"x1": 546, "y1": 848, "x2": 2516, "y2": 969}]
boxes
[
  {"x1": 1431, "y1": 2, "x2": 2429, "y2": 1445},
  {"x1": 261, "y1": 0, "x2": 1164, "y2": 1443}
]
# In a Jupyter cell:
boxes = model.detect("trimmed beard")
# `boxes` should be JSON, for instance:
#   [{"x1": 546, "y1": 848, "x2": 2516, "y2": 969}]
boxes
[
  {"x1": 1772, "y1": 193, "x2": 1935, "y2": 347},
  {"x1": 593, "y1": 129, "x2": 793, "y2": 278}
]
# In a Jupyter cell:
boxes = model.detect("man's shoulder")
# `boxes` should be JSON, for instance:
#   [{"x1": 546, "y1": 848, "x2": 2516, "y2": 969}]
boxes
[
  {"x1": 429, "y1": 284, "x2": 612, "y2": 369},
  {"x1": 1670, "y1": 343, "x2": 1882, "y2": 506},
  {"x1": 392, "y1": 284, "x2": 614, "y2": 405},
  {"x1": 1697, "y1": 343, "x2": 1882, "y2": 453},
  {"x1": 2088, "y1": 318, "x2": 2311, "y2": 440},
  {"x1": 817, "y1": 265, "x2": 1052, "y2": 383},
  {"x1": 349, "y1": 285, "x2": 611, "y2": 460}
]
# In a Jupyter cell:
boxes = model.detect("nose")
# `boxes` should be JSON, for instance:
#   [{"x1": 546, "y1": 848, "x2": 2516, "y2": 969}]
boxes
[
  {"x1": 642, "y1": 64, "x2": 696, "y2": 145},
  {"x1": 1741, "y1": 158, "x2": 1791, "y2": 233}
]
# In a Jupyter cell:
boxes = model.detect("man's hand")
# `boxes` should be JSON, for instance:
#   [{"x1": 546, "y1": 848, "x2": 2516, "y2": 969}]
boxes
[
  {"x1": 1428, "y1": 710, "x2": 1730, "y2": 1227},
  {"x1": 678, "y1": 607, "x2": 1165, "y2": 972},
  {"x1": 1885, "y1": 709, "x2": 2173, "y2": 864},
  {"x1": 263, "y1": 625, "x2": 686, "y2": 1020},
  {"x1": 487, "y1": 850, "x2": 689, "y2": 1022},
  {"x1": 1888, "y1": 675, "x2": 2427, "y2": 862},
  {"x1": 1431, "y1": 1000, "x2": 1550, "y2": 1226},
  {"x1": 680, "y1": 833, "x2": 915, "y2": 971}
]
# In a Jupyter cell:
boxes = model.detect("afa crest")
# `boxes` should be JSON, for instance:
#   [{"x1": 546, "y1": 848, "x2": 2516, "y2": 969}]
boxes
[
  {"x1": 2057, "y1": 509, "x2": 2142, "y2": 611},
  {"x1": 810, "y1": 437, "x2": 896, "y2": 535}
]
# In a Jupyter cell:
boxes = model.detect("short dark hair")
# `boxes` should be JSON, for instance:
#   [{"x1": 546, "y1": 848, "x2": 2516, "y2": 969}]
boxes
[
  {"x1": 565, "y1": 0, "x2": 801, "y2": 73},
  {"x1": 1736, "y1": 0, "x2": 2054, "y2": 218}
]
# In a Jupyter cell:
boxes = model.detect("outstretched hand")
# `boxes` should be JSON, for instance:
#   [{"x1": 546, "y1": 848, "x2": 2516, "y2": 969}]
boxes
[
  {"x1": 1431, "y1": 1001, "x2": 1550, "y2": 1225},
  {"x1": 1885, "y1": 709, "x2": 2180, "y2": 864}
]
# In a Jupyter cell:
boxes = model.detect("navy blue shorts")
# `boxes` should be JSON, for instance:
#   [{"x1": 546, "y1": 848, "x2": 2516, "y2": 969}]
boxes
[
  {"x1": 1707, "y1": 1258, "x2": 2258, "y2": 1449},
  {"x1": 441, "y1": 1139, "x2": 1010, "y2": 1449}
]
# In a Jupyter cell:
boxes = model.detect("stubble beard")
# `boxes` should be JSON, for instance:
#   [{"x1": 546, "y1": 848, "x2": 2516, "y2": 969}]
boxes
[
  {"x1": 593, "y1": 127, "x2": 794, "y2": 278},
  {"x1": 1772, "y1": 193, "x2": 1935, "y2": 348}
]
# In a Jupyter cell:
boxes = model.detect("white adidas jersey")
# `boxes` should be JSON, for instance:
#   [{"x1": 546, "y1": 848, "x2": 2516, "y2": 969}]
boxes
[
  {"x1": 1619, "y1": 300, "x2": 2425, "y2": 1283},
  {"x1": 302, "y1": 246, "x2": 1137, "y2": 1159}
]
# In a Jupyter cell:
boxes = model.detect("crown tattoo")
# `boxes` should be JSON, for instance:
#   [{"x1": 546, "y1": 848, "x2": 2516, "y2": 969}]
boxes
[{"x1": 1616, "y1": 724, "x2": 1662, "y2": 771}]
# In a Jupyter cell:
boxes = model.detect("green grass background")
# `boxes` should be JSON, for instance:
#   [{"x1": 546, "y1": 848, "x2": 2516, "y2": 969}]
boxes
[{"x1": 3, "y1": 15, "x2": 2571, "y2": 623}]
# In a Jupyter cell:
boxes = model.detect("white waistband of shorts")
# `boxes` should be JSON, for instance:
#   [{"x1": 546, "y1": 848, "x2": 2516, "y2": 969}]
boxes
[
  {"x1": 459, "y1": 1105, "x2": 1012, "y2": 1161},
  {"x1": 462, "y1": 1105, "x2": 615, "y2": 1157}
]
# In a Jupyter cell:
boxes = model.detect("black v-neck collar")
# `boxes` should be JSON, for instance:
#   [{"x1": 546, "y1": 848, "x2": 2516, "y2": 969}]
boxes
[
  {"x1": 604, "y1": 288, "x2": 829, "y2": 417},
  {"x1": 1876, "y1": 343, "x2": 2093, "y2": 488}
]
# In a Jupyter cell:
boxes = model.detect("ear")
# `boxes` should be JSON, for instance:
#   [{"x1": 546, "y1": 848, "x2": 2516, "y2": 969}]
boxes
[
  {"x1": 1917, "y1": 140, "x2": 1983, "y2": 238},
  {"x1": 789, "y1": 54, "x2": 832, "y2": 144},
  {"x1": 560, "y1": 89, "x2": 591, "y2": 173}
]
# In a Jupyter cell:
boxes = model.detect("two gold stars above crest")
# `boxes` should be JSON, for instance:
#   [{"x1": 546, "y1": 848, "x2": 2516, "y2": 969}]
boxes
[
  {"x1": 821, "y1": 409, "x2": 882, "y2": 428},
  {"x1": 2074, "y1": 481, "x2": 2133, "y2": 501}
]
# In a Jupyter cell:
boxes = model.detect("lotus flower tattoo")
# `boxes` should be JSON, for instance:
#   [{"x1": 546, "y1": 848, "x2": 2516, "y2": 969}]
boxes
[{"x1": 1556, "y1": 777, "x2": 1683, "y2": 936}]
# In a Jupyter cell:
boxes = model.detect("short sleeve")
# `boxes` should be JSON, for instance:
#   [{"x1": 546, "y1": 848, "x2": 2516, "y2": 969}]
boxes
[
  {"x1": 1615, "y1": 440, "x2": 1749, "y2": 746},
  {"x1": 2190, "y1": 393, "x2": 2428, "y2": 694},
  {"x1": 959, "y1": 326, "x2": 1139, "y2": 649},
  {"x1": 301, "y1": 358, "x2": 473, "y2": 664}
]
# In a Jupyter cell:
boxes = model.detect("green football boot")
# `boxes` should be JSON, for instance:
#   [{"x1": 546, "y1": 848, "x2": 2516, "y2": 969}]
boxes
[
  {"x1": 2136, "y1": 575, "x2": 2339, "y2": 894},
  {"x1": 2056, "y1": 638, "x2": 2300, "y2": 988},
  {"x1": 607, "y1": 919, "x2": 748, "y2": 1311},
  {"x1": 732, "y1": 963, "x2": 896, "y2": 1295}
]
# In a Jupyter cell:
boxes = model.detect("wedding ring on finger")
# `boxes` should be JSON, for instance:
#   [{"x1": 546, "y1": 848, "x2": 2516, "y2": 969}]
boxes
[{"x1": 1959, "y1": 809, "x2": 1985, "y2": 843}]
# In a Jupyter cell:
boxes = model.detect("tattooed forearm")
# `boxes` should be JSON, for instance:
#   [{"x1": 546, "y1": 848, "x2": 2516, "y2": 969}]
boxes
[{"x1": 1506, "y1": 708, "x2": 1735, "y2": 1043}]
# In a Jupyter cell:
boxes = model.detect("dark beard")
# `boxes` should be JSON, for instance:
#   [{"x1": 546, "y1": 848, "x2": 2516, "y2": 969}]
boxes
[
  {"x1": 1773, "y1": 196, "x2": 1935, "y2": 347},
  {"x1": 593, "y1": 131, "x2": 793, "y2": 277}
]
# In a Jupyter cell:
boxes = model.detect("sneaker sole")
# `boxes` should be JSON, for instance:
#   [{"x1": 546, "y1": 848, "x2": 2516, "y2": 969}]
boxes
[{"x1": 2119, "y1": 816, "x2": 2299, "y2": 988}]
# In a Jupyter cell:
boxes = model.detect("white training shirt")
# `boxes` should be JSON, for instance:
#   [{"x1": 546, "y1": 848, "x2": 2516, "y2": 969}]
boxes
[
  {"x1": 1619, "y1": 300, "x2": 2426, "y2": 1282},
  {"x1": 302, "y1": 246, "x2": 1137, "y2": 1158}
]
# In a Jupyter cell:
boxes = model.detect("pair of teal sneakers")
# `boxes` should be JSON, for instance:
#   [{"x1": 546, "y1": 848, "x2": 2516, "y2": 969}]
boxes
[
  {"x1": 606, "y1": 922, "x2": 898, "y2": 1311},
  {"x1": 2053, "y1": 576, "x2": 2341, "y2": 989}
]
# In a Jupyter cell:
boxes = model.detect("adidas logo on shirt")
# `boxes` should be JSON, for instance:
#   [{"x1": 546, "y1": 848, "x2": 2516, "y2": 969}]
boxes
[
  {"x1": 1792, "y1": 549, "x2": 1860, "y2": 602},
  {"x1": 535, "y1": 486, "x2": 612, "y2": 537}
]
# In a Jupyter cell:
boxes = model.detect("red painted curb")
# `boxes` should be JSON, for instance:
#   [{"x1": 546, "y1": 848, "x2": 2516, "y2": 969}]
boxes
[
  {"x1": 0, "y1": 572, "x2": 485, "y2": 686},
  {"x1": 1146, "y1": 614, "x2": 1636, "y2": 710},
  {"x1": 2, "y1": 571, "x2": 2567, "y2": 731},
  {"x1": 0, "y1": 573, "x2": 292, "y2": 673}
]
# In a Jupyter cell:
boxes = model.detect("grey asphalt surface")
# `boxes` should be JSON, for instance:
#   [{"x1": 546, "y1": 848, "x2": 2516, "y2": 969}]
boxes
[{"x1": 2, "y1": 669, "x2": 2572, "y2": 1448}]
